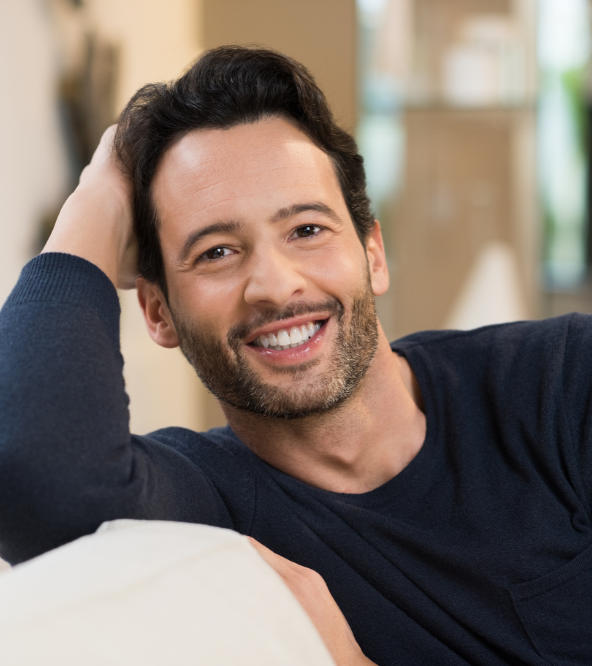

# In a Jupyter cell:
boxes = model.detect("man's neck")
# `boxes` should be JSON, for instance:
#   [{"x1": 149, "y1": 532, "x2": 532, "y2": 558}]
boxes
[{"x1": 223, "y1": 334, "x2": 426, "y2": 494}]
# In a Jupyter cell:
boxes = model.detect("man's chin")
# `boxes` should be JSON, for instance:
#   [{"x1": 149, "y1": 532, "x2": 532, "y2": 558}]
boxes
[
  {"x1": 217, "y1": 350, "x2": 353, "y2": 418},
  {"x1": 218, "y1": 383, "x2": 351, "y2": 420}
]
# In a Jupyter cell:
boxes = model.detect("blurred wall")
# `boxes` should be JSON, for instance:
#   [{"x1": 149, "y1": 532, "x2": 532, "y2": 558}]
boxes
[
  {"x1": 202, "y1": 0, "x2": 357, "y2": 131},
  {"x1": 0, "y1": 1, "x2": 70, "y2": 305},
  {"x1": 359, "y1": 0, "x2": 540, "y2": 336}
]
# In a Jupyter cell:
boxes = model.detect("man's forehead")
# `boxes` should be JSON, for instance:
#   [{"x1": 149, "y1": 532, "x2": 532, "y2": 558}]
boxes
[
  {"x1": 156, "y1": 116, "x2": 323, "y2": 180},
  {"x1": 151, "y1": 116, "x2": 344, "y2": 231}
]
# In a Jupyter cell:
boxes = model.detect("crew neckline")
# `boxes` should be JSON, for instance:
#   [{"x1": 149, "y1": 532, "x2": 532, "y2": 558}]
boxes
[{"x1": 226, "y1": 344, "x2": 438, "y2": 508}]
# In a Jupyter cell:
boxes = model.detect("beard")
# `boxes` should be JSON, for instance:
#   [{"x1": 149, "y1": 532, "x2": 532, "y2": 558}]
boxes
[{"x1": 170, "y1": 275, "x2": 379, "y2": 419}]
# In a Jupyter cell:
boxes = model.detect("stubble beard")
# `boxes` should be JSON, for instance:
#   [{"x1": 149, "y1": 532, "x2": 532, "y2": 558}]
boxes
[{"x1": 171, "y1": 278, "x2": 379, "y2": 420}]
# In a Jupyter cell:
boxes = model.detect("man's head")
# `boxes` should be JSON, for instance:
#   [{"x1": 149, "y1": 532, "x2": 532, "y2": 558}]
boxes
[
  {"x1": 119, "y1": 47, "x2": 389, "y2": 420},
  {"x1": 115, "y1": 45, "x2": 374, "y2": 296}
]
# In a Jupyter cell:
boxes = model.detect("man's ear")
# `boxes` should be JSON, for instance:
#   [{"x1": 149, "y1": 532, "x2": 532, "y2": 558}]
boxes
[
  {"x1": 365, "y1": 220, "x2": 390, "y2": 296},
  {"x1": 136, "y1": 277, "x2": 180, "y2": 348}
]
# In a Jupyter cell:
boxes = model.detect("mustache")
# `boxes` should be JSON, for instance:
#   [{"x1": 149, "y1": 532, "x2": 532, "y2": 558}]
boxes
[{"x1": 228, "y1": 298, "x2": 344, "y2": 345}]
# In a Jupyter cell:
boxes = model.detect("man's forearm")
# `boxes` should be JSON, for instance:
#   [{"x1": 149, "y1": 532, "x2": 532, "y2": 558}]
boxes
[{"x1": 0, "y1": 253, "x2": 132, "y2": 563}]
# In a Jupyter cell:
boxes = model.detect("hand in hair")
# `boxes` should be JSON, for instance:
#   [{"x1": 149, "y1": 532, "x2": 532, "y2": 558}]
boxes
[
  {"x1": 248, "y1": 538, "x2": 376, "y2": 665},
  {"x1": 42, "y1": 125, "x2": 138, "y2": 289}
]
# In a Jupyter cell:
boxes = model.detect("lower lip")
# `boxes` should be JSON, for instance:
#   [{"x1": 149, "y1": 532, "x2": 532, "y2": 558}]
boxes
[{"x1": 245, "y1": 320, "x2": 328, "y2": 365}]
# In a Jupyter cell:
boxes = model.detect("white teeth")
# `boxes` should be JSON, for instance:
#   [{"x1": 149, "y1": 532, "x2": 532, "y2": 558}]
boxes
[
  {"x1": 252, "y1": 321, "x2": 322, "y2": 351},
  {"x1": 289, "y1": 326, "x2": 303, "y2": 346}
]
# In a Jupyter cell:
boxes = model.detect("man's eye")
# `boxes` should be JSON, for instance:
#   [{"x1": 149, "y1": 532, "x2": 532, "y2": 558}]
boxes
[
  {"x1": 294, "y1": 224, "x2": 322, "y2": 238},
  {"x1": 199, "y1": 246, "x2": 233, "y2": 262}
]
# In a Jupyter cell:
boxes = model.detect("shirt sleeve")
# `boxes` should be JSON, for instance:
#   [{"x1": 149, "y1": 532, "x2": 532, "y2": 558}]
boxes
[{"x1": 0, "y1": 253, "x2": 231, "y2": 564}]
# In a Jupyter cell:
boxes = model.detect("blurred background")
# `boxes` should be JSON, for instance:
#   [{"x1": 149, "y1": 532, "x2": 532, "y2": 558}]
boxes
[{"x1": 1, "y1": 0, "x2": 591, "y2": 433}]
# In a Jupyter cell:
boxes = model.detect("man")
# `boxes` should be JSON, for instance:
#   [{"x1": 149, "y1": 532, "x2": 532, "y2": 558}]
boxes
[{"x1": 0, "y1": 46, "x2": 590, "y2": 665}]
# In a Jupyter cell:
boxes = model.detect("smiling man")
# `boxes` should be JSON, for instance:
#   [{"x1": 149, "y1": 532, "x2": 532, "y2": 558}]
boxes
[
  {"x1": 142, "y1": 117, "x2": 383, "y2": 423},
  {"x1": 1, "y1": 47, "x2": 591, "y2": 665}
]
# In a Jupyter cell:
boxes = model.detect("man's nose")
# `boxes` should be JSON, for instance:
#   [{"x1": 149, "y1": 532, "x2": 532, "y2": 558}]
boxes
[{"x1": 243, "y1": 248, "x2": 307, "y2": 307}]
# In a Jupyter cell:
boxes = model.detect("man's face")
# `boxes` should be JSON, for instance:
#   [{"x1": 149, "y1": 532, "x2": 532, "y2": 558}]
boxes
[{"x1": 145, "y1": 116, "x2": 388, "y2": 419}]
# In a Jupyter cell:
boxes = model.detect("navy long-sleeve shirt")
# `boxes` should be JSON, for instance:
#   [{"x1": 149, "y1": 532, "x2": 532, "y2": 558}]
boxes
[{"x1": 1, "y1": 253, "x2": 591, "y2": 664}]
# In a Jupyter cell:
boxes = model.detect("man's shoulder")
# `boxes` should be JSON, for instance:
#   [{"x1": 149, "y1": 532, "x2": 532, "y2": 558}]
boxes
[
  {"x1": 139, "y1": 425, "x2": 258, "y2": 502},
  {"x1": 391, "y1": 312, "x2": 592, "y2": 356},
  {"x1": 144, "y1": 424, "x2": 245, "y2": 461},
  {"x1": 390, "y1": 313, "x2": 592, "y2": 394}
]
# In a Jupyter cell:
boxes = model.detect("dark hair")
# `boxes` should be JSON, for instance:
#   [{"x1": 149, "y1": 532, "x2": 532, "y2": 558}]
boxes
[{"x1": 115, "y1": 45, "x2": 373, "y2": 293}]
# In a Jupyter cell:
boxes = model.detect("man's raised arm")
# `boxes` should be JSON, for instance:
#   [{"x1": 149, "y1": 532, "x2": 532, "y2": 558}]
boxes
[
  {"x1": 0, "y1": 127, "x2": 140, "y2": 564},
  {"x1": 0, "y1": 127, "x2": 230, "y2": 565}
]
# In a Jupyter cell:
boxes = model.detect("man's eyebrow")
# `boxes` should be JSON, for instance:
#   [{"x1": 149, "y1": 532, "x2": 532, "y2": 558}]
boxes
[
  {"x1": 270, "y1": 201, "x2": 342, "y2": 224},
  {"x1": 177, "y1": 221, "x2": 241, "y2": 263}
]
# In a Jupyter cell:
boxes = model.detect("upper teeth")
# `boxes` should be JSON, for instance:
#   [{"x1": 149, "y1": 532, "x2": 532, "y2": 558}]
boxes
[{"x1": 254, "y1": 322, "x2": 321, "y2": 350}]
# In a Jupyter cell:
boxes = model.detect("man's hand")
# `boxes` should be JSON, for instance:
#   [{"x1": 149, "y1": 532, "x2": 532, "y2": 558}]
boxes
[
  {"x1": 248, "y1": 538, "x2": 376, "y2": 665},
  {"x1": 42, "y1": 125, "x2": 138, "y2": 289}
]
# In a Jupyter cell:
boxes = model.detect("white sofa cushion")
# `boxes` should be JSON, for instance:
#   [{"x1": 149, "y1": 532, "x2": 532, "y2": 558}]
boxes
[{"x1": 0, "y1": 520, "x2": 334, "y2": 665}]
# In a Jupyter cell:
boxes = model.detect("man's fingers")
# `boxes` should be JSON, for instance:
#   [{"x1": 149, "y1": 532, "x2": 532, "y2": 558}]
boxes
[
  {"x1": 80, "y1": 125, "x2": 119, "y2": 182},
  {"x1": 95, "y1": 124, "x2": 117, "y2": 155},
  {"x1": 44, "y1": 122, "x2": 138, "y2": 289},
  {"x1": 247, "y1": 537, "x2": 373, "y2": 665},
  {"x1": 247, "y1": 537, "x2": 290, "y2": 571},
  {"x1": 248, "y1": 537, "x2": 321, "y2": 583}
]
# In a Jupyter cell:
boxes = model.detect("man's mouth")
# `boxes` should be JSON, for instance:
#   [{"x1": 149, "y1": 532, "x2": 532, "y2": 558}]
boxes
[{"x1": 250, "y1": 320, "x2": 324, "y2": 351}]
